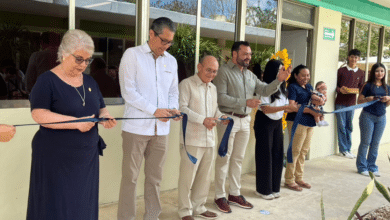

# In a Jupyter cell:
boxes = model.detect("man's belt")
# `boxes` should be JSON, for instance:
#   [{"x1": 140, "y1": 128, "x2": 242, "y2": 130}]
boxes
[{"x1": 224, "y1": 112, "x2": 248, "y2": 118}]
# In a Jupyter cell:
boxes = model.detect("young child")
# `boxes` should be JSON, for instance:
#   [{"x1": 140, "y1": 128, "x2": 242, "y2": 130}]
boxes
[{"x1": 309, "y1": 81, "x2": 329, "y2": 127}]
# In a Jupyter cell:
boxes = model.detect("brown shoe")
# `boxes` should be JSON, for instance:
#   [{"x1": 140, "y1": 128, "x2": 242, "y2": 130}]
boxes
[
  {"x1": 296, "y1": 181, "x2": 311, "y2": 189},
  {"x1": 181, "y1": 215, "x2": 194, "y2": 220},
  {"x1": 195, "y1": 210, "x2": 218, "y2": 219},
  {"x1": 284, "y1": 183, "x2": 303, "y2": 191},
  {"x1": 227, "y1": 195, "x2": 253, "y2": 209},
  {"x1": 214, "y1": 197, "x2": 231, "y2": 213}
]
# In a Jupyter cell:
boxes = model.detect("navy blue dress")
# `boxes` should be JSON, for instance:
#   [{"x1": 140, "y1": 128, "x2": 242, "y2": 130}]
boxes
[{"x1": 27, "y1": 71, "x2": 105, "y2": 220}]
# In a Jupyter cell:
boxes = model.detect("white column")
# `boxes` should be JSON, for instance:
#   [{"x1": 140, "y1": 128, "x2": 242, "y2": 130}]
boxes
[
  {"x1": 69, "y1": 0, "x2": 75, "y2": 30},
  {"x1": 136, "y1": 0, "x2": 150, "y2": 46}
]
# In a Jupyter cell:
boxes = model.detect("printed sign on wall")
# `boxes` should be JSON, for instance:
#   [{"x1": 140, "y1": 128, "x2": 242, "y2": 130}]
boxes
[{"x1": 323, "y1": 27, "x2": 336, "y2": 41}]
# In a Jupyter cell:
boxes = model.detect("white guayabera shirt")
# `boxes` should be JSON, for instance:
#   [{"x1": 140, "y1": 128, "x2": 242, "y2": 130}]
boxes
[
  {"x1": 119, "y1": 43, "x2": 179, "y2": 136},
  {"x1": 179, "y1": 74, "x2": 224, "y2": 147}
]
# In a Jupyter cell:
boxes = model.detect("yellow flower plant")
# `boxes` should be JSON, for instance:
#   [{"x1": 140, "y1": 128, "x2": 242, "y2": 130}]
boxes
[
  {"x1": 271, "y1": 48, "x2": 292, "y2": 131},
  {"x1": 271, "y1": 48, "x2": 292, "y2": 70}
]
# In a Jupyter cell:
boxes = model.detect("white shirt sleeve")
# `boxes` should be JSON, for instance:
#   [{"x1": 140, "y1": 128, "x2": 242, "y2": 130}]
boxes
[{"x1": 119, "y1": 49, "x2": 157, "y2": 116}]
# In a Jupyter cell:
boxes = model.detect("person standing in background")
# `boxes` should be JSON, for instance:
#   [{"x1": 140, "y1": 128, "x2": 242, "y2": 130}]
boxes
[
  {"x1": 25, "y1": 32, "x2": 61, "y2": 93},
  {"x1": 335, "y1": 49, "x2": 365, "y2": 159}
]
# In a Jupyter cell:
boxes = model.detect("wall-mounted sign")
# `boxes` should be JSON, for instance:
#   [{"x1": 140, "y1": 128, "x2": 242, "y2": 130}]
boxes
[{"x1": 324, "y1": 27, "x2": 336, "y2": 41}]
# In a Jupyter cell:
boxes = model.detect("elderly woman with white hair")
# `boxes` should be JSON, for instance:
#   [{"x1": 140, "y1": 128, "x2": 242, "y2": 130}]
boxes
[{"x1": 26, "y1": 29, "x2": 117, "y2": 220}]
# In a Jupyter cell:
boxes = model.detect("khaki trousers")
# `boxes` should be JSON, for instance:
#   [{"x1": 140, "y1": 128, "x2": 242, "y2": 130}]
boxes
[
  {"x1": 178, "y1": 145, "x2": 214, "y2": 218},
  {"x1": 215, "y1": 115, "x2": 251, "y2": 199},
  {"x1": 117, "y1": 131, "x2": 168, "y2": 220},
  {"x1": 284, "y1": 122, "x2": 314, "y2": 185}
]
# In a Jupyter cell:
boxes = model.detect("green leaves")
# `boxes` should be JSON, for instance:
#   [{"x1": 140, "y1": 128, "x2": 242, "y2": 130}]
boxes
[
  {"x1": 369, "y1": 171, "x2": 390, "y2": 203},
  {"x1": 347, "y1": 179, "x2": 375, "y2": 220},
  {"x1": 168, "y1": 24, "x2": 222, "y2": 77}
]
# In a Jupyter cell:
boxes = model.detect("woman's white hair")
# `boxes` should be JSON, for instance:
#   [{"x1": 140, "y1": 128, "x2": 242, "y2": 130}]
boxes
[{"x1": 57, "y1": 29, "x2": 94, "y2": 63}]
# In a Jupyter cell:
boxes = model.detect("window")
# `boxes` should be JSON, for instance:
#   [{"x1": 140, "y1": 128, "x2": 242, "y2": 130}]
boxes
[
  {"x1": 339, "y1": 19, "x2": 350, "y2": 67},
  {"x1": 77, "y1": 0, "x2": 136, "y2": 100},
  {"x1": 368, "y1": 26, "x2": 380, "y2": 73},
  {"x1": 384, "y1": 28, "x2": 390, "y2": 84},
  {"x1": 0, "y1": 0, "x2": 69, "y2": 102},
  {"x1": 200, "y1": 0, "x2": 237, "y2": 75},
  {"x1": 202, "y1": 0, "x2": 236, "y2": 23},
  {"x1": 150, "y1": 0, "x2": 197, "y2": 15},
  {"x1": 354, "y1": 22, "x2": 369, "y2": 72},
  {"x1": 245, "y1": 0, "x2": 278, "y2": 80},
  {"x1": 282, "y1": 1, "x2": 314, "y2": 25}
]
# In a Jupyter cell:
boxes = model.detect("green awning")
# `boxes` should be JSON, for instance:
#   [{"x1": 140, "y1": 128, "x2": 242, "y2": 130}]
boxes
[{"x1": 296, "y1": 0, "x2": 390, "y2": 27}]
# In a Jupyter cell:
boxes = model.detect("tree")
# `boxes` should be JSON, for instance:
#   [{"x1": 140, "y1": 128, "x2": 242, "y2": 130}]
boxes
[
  {"x1": 339, "y1": 21, "x2": 381, "y2": 61},
  {"x1": 339, "y1": 20, "x2": 350, "y2": 61},
  {"x1": 151, "y1": 0, "x2": 197, "y2": 15},
  {"x1": 201, "y1": 0, "x2": 236, "y2": 22},
  {"x1": 384, "y1": 29, "x2": 390, "y2": 58},
  {"x1": 167, "y1": 24, "x2": 222, "y2": 81},
  {"x1": 246, "y1": 0, "x2": 277, "y2": 29},
  {"x1": 121, "y1": 0, "x2": 136, "y2": 3}
]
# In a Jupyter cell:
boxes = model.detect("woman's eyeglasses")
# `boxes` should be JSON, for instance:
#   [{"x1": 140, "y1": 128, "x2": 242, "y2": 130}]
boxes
[{"x1": 71, "y1": 54, "x2": 93, "y2": 65}]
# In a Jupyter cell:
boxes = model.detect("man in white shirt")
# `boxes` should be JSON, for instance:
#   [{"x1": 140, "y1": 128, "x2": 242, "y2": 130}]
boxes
[
  {"x1": 178, "y1": 56, "x2": 228, "y2": 220},
  {"x1": 117, "y1": 17, "x2": 181, "y2": 220}
]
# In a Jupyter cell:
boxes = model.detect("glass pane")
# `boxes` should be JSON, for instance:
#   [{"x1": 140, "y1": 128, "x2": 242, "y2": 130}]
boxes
[
  {"x1": 149, "y1": 1, "x2": 197, "y2": 83},
  {"x1": 150, "y1": 0, "x2": 197, "y2": 15},
  {"x1": 384, "y1": 29, "x2": 390, "y2": 84},
  {"x1": 77, "y1": 0, "x2": 136, "y2": 98},
  {"x1": 282, "y1": 1, "x2": 314, "y2": 25},
  {"x1": 0, "y1": 0, "x2": 69, "y2": 101},
  {"x1": 338, "y1": 19, "x2": 350, "y2": 67},
  {"x1": 368, "y1": 26, "x2": 380, "y2": 73},
  {"x1": 246, "y1": 0, "x2": 277, "y2": 29},
  {"x1": 201, "y1": 0, "x2": 236, "y2": 23},
  {"x1": 246, "y1": 0, "x2": 277, "y2": 80},
  {"x1": 355, "y1": 22, "x2": 369, "y2": 72}
]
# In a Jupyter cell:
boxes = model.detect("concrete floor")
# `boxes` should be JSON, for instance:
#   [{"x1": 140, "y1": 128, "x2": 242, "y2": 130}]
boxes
[{"x1": 99, "y1": 143, "x2": 390, "y2": 220}]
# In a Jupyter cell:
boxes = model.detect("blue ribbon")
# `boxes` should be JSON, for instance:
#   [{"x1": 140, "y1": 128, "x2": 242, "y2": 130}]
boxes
[
  {"x1": 218, "y1": 118, "x2": 234, "y2": 157},
  {"x1": 13, "y1": 113, "x2": 235, "y2": 164},
  {"x1": 180, "y1": 116, "x2": 234, "y2": 164},
  {"x1": 287, "y1": 100, "x2": 379, "y2": 163},
  {"x1": 180, "y1": 113, "x2": 198, "y2": 164},
  {"x1": 287, "y1": 104, "x2": 305, "y2": 163}
]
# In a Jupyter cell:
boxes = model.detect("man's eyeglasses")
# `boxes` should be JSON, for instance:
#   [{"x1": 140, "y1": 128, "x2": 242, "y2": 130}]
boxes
[
  {"x1": 154, "y1": 31, "x2": 174, "y2": 46},
  {"x1": 71, "y1": 54, "x2": 93, "y2": 65}
]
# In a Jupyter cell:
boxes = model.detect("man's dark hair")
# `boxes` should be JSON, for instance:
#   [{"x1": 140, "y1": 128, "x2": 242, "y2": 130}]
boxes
[
  {"x1": 263, "y1": 59, "x2": 287, "y2": 103},
  {"x1": 150, "y1": 17, "x2": 176, "y2": 35},
  {"x1": 348, "y1": 49, "x2": 361, "y2": 57},
  {"x1": 41, "y1": 32, "x2": 61, "y2": 46},
  {"x1": 231, "y1": 41, "x2": 250, "y2": 56}
]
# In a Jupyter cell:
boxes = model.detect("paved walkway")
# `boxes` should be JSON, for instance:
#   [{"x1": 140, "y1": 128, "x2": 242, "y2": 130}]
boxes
[{"x1": 100, "y1": 143, "x2": 390, "y2": 220}]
